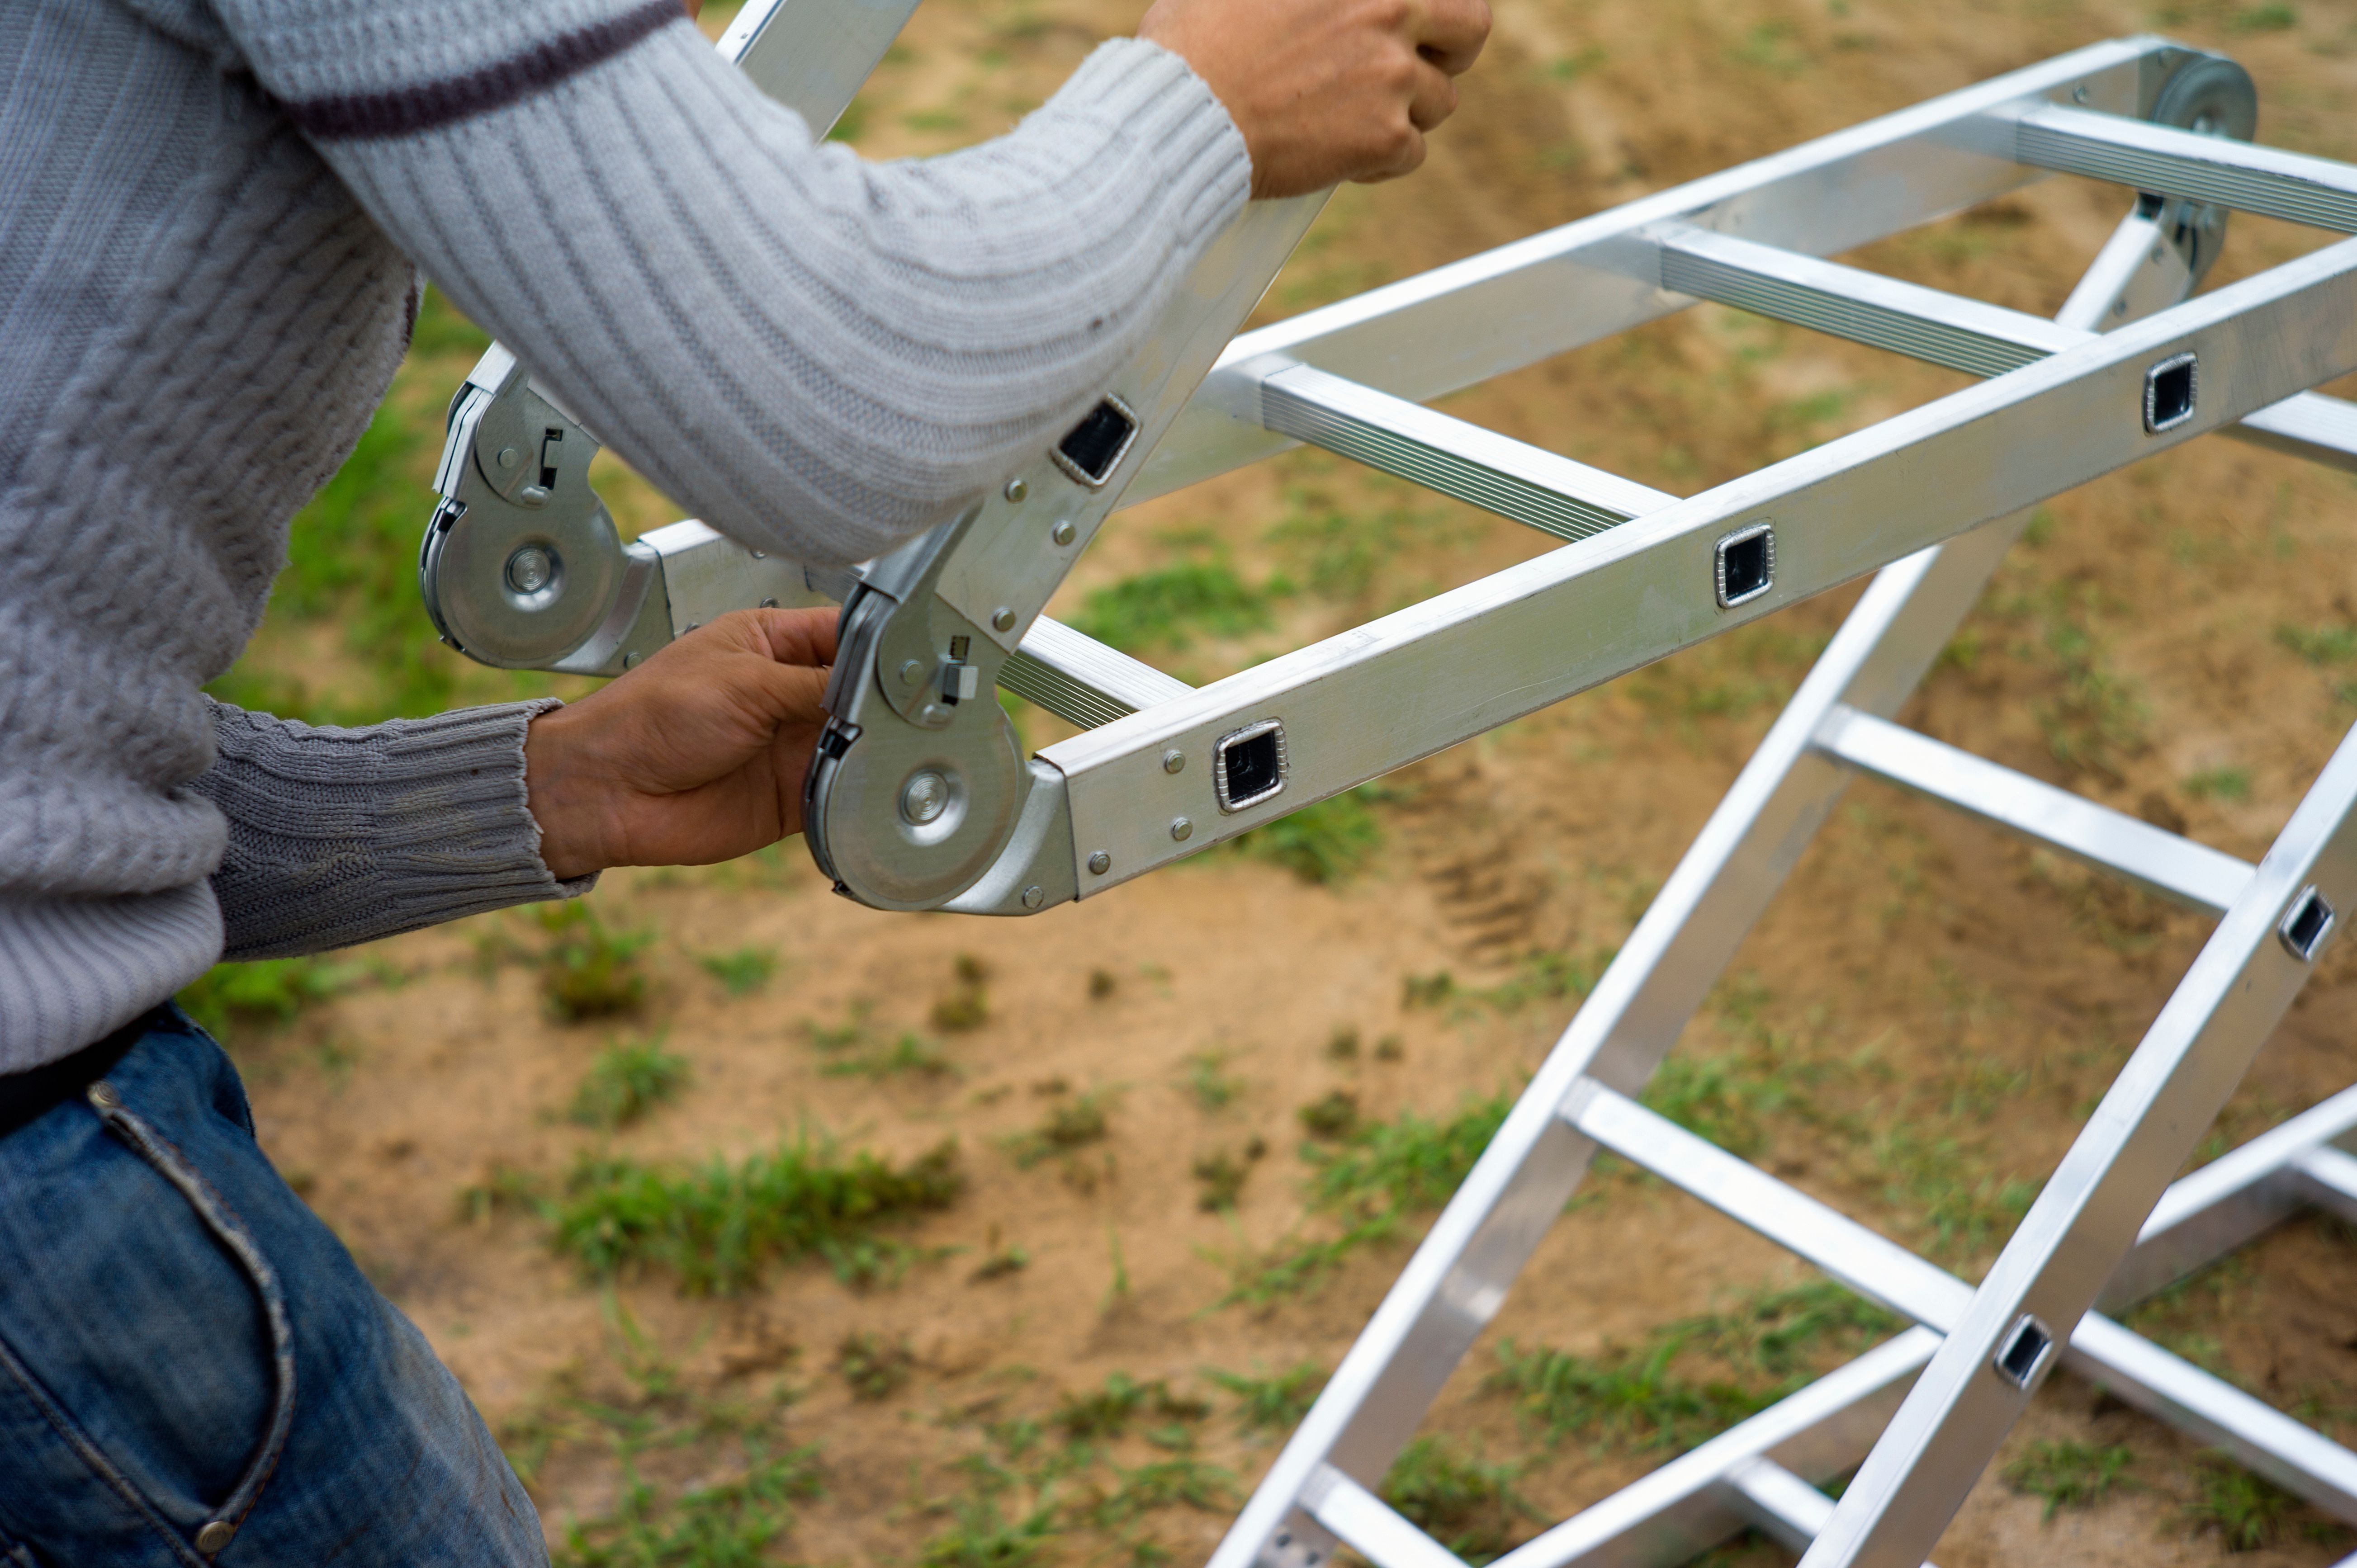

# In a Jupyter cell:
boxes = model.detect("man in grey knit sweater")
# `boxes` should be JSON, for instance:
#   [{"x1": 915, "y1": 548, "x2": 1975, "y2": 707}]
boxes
[{"x1": 0, "y1": 0, "x2": 1487, "y2": 1559}]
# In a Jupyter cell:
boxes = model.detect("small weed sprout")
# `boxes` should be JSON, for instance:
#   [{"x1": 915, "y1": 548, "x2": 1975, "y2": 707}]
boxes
[
  {"x1": 2002, "y1": 1439, "x2": 2138, "y2": 1521},
  {"x1": 1004, "y1": 1091, "x2": 1116, "y2": 1169},
  {"x1": 569, "y1": 1035, "x2": 690, "y2": 1129},
  {"x1": 823, "y1": 1033, "x2": 956, "y2": 1081},
  {"x1": 2182, "y1": 1454, "x2": 2301, "y2": 1551},
  {"x1": 1205, "y1": 1362, "x2": 1327, "y2": 1432},
  {"x1": 1190, "y1": 1147, "x2": 1259, "y2": 1212},
  {"x1": 1325, "y1": 1025, "x2": 1360, "y2": 1061},
  {"x1": 534, "y1": 902, "x2": 653, "y2": 1021},
  {"x1": 1380, "y1": 1436, "x2": 1540, "y2": 1563},
  {"x1": 1183, "y1": 1052, "x2": 1242, "y2": 1111},
  {"x1": 1374, "y1": 1034, "x2": 1406, "y2": 1062},
  {"x1": 2184, "y1": 765, "x2": 2253, "y2": 802},
  {"x1": 836, "y1": 1332, "x2": 915, "y2": 1400},
  {"x1": 1297, "y1": 1089, "x2": 1360, "y2": 1140},
  {"x1": 932, "y1": 954, "x2": 991, "y2": 1032},
  {"x1": 1088, "y1": 968, "x2": 1118, "y2": 1000},
  {"x1": 699, "y1": 945, "x2": 778, "y2": 996},
  {"x1": 1052, "y1": 1373, "x2": 1209, "y2": 1443},
  {"x1": 972, "y1": 1243, "x2": 1031, "y2": 1282}
]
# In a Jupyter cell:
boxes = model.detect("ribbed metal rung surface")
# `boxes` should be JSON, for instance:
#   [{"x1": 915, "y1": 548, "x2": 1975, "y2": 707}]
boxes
[
  {"x1": 2017, "y1": 118, "x2": 2357, "y2": 234},
  {"x1": 998, "y1": 649, "x2": 1135, "y2": 730},
  {"x1": 1263, "y1": 381, "x2": 1632, "y2": 543},
  {"x1": 1659, "y1": 248, "x2": 2047, "y2": 380}
]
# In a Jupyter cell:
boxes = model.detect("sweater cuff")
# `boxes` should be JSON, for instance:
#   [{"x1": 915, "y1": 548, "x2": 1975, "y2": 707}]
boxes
[{"x1": 194, "y1": 697, "x2": 593, "y2": 959}]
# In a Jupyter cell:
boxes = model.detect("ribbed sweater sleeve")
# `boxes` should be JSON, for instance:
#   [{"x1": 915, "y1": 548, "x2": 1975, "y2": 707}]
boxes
[
  {"x1": 189, "y1": 698, "x2": 593, "y2": 959},
  {"x1": 211, "y1": 0, "x2": 1254, "y2": 564}
]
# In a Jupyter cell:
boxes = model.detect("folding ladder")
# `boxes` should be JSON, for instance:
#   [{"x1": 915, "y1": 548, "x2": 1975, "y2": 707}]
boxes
[{"x1": 417, "y1": 10, "x2": 2357, "y2": 1563}]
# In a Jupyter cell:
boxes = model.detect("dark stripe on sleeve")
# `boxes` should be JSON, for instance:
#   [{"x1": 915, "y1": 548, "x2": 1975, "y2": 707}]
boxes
[{"x1": 281, "y1": 0, "x2": 684, "y2": 141}]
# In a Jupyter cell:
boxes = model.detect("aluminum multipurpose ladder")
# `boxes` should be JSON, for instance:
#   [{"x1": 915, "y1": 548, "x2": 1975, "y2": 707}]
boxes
[{"x1": 418, "y1": 11, "x2": 2357, "y2": 1564}]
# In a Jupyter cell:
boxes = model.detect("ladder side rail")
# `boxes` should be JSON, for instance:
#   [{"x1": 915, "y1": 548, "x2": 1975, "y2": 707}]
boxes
[
  {"x1": 1048, "y1": 238, "x2": 2357, "y2": 897},
  {"x1": 2004, "y1": 101, "x2": 2357, "y2": 234},
  {"x1": 2100, "y1": 1082, "x2": 2357, "y2": 1306},
  {"x1": 1130, "y1": 38, "x2": 2175, "y2": 505},
  {"x1": 1801, "y1": 724, "x2": 2357, "y2": 1567},
  {"x1": 1650, "y1": 222, "x2": 2357, "y2": 471},
  {"x1": 1812, "y1": 706, "x2": 2256, "y2": 914},
  {"x1": 1301, "y1": 1469, "x2": 1472, "y2": 1568}
]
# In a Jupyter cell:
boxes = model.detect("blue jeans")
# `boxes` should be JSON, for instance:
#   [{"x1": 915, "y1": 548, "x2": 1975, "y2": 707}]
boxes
[{"x1": 0, "y1": 1008, "x2": 546, "y2": 1566}]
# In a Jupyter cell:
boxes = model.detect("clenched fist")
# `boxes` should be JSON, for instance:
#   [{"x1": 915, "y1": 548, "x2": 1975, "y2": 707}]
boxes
[{"x1": 1141, "y1": 0, "x2": 1493, "y2": 198}]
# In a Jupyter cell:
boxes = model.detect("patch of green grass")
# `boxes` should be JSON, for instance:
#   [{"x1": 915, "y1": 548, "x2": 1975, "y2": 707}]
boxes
[
  {"x1": 1380, "y1": 1436, "x2": 1540, "y2": 1563},
  {"x1": 1400, "y1": 950, "x2": 1613, "y2": 1018},
  {"x1": 1191, "y1": 1147, "x2": 1258, "y2": 1212},
  {"x1": 1182, "y1": 1051, "x2": 1243, "y2": 1111},
  {"x1": 1306, "y1": 1094, "x2": 1513, "y2": 1215},
  {"x1": 569, "y1": 1035, "x2": 690, "y2": 1129},
  {"x1": 2002, "y1": 1440, "x2": 2138, "y2": 1521},
  {"x1": 918, "y1": 1490, "x2": 1060, "y2": 1568},
  {"x1": 836, "y1": 1331, "x2": 915, "y2": 1400},
  {"x1": 1488, "y1": 1280, "x2": 1898, "y2": 1452},
  {"x1": 2231, "y1": 3, "x2": 2299, "y2": 31},
  {"x1": 1004, "y1": 1091, "x2": 1116, "y2": 1169},
  {"x1": 1296, "y1": 1090, "x2": 1361, "y2": 1140},
  {"x1": 503, "y1": 1307, "x2": 823, "y2": 1568},
  {"x1": 1869, "y1": 1127, "x2": 2037, "y2": 1262},
  {"x1": 821, "y1": 1032, "x2": 956, "y2": 1081},
  {"x1": 2184, "y1": 765, "x2": 2252, "y2": 802},
  {"x1": 1229, "y1": 786, "x2": 1386, "y2": 885},
  {"x1": 698, "y1": 946, "x2": 778, "y2": 997},
  {"x1": 1086, "y1": 1457, "x2": 1237, "y2": 1525},
  {"x1": 2011, "y1": 581, "x2": 2147, "y2": 781},
  {"x1": 540, "y1": 1135, "x2": 962, "y2": 1294},
  {"x1": 2182, "y1": 1455, "x2": 2300, "y2": 1550},
  {"x1": 932, "y1": 954, "x2": 991, "y2": 1032},
  {"x1": 176, "y1": 956, "x2": 361, "y2": 1040},
  {"x1": 1204, "y1": 1362, "x2": 1326, "y2": 1432},
  {"x1": 2276, "y1": 621, "x2": 2357, "y2": 664},
  {"x1": 1208, "y1": 1213, "x2": 1401, "y2": 1308},
  {"x1": 534, "y1": 902, "x2": 654, "y2": 1022},
  {"x1": 1065, "y1": 561, "x2": 1273, "y2": 653},
  {"x1": 1053, "y1": 1373, "x2": 1209, "y2": 1443}
]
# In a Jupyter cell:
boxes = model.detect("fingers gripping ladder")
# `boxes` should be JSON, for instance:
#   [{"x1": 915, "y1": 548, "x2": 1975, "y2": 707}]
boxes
[{"x1": 419, "y1": 14, "x2": 2357, "y2": 1564}]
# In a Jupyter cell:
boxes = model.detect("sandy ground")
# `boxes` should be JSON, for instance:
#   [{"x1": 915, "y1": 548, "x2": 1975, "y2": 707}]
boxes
[{"x1": 213, "y1": 0, "x2": 2357, "y2": 1563}]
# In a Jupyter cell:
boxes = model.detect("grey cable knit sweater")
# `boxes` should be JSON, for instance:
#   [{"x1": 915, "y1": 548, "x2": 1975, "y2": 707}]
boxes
[{"x1": 0, "y1": 0, "x2": 1250, "y2": 1069}]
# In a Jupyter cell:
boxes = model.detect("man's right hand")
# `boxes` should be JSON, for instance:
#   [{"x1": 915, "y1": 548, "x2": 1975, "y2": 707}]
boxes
[{"x1": 1140, "y1": 0, "x2": 1492, "y2": 199}]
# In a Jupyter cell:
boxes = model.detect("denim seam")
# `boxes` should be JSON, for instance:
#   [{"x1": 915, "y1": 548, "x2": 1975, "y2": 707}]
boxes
[
  {"x1": 93, "y1": 1098, "x2": 298, "y2": 1549},
  {"x1": 0, "y1": 1328, "x2": 211, "y2": 1568}
]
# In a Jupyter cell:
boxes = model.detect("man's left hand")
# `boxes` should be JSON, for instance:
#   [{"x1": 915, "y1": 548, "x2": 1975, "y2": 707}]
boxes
[{"x1": 523, "y1": 607, "x2": 838, "y2": 880}]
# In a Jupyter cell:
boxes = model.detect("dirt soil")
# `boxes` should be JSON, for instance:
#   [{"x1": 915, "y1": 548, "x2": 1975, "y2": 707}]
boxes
[{"x1": 218, "y1": 1, "x2": 2357, "y2": 1565}]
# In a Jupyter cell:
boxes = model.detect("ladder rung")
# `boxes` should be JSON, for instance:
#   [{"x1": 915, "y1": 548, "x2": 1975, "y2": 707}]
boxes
[
  {"x1": 1657, "y1": 223, "x2": 2357, "y2": 474},
  {"x1": 999, "y1": 615, "x2": 1192, "y2": 730},
  {"x1": 2005, "y1": 102, "x2": 2357, "y2": 235},
  {"x1": 1656, "y1": 222, "x2": 2071, "y2": 378},
  {"x1": 1569, "y1": 1082, "x2": 1970, "y2": 1329},
  {"x1": 1723, "y1": 1459, "x2": 1839, "y2": 1556},
  {"x1": 1259, "y1": 363, "x2": 1676, "y2": 543},
  {"x1": 1488, "y1": 1331, "x2": 1940, "y2": 1568},
  {"x1": 1568, "y1": 1082, "x2": 2357, "y2": 1523},
  {"x1": 1812, "y1": 706, "x2": 2255, "y2": 914},
  {"x1": 1303, "y1": 1466, "x2": 1467, "y2": 1568}
]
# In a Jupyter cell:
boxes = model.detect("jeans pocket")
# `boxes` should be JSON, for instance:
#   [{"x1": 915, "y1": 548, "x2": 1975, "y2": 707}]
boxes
[{"x1": 85, "y1": 1086, "x2": 296, "y2": 1560}]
